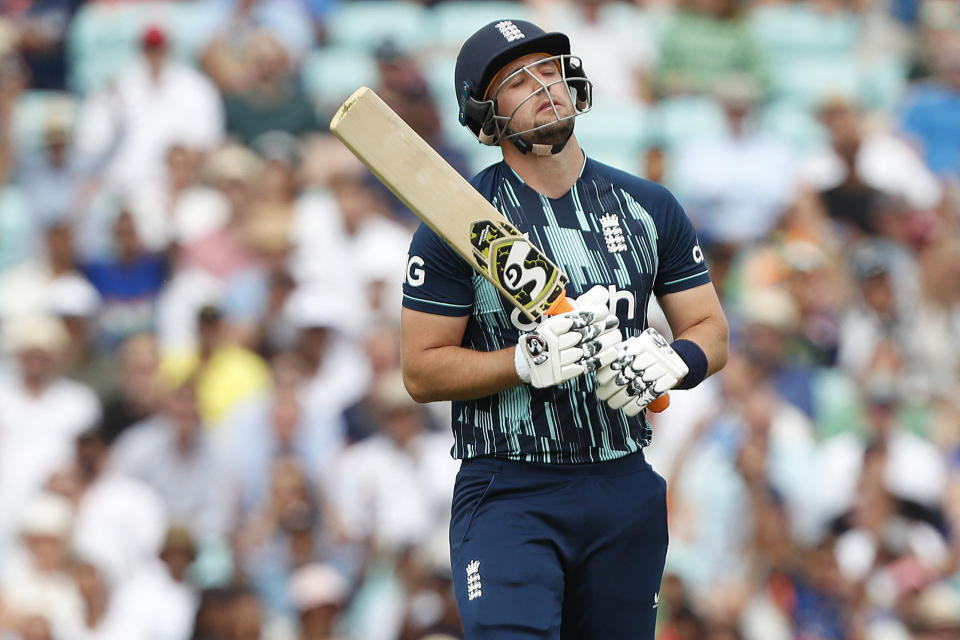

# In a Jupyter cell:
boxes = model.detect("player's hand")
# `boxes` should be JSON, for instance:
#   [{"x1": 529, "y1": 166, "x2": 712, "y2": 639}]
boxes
[
  {"x1": 515, "y1": 286, "x2": 620, "y2": 389},
  {"x1": 596, "y1": 328, "x2": 688, "y2": 417}
]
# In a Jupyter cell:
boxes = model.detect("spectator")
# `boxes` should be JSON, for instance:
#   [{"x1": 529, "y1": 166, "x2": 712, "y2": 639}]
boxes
[
  {"x1": 341, "y1": 321, "x2": 408, "y2": 443},
  {"x1": 905, "y1": 234, "x2": 960, "y2": 398},
  {"x1": 837, "y1": 240, "x2": 918, "y2": 382},
  {"x1": 221, "y1": 31, "x2": 322, "y2": 147},
  {"x1": 0, "y1": 218, "x2": 83, "y2": 337},
  {"x1": 802, "y1": 96, "x2": 943, "y2": 236},
  {"x1": 15, "y1": 100, "x2": 84, "y2": 229},
  {"x1": 176, "y1": 144, "x2": 265, "y2": 282},
  {"x1": 44, "y1": 272, "x2": 112, "y2": 398},
  {"x1": 899, "y1": 33, "x2": 960, "y2": 178},
  {"x1": 73, "y1": 24, "x2": 224, "y2": 196},
  {"x1": 68, "y1": 429, "x2": 168, "y2": 587},
  {"x1": 0, "y1": 140, "x2": 30, "y2": 271},
  {"x1": 672, "y1": 74, "x2": 797, "y2": 248},
  {"x1": 200, "y1": 0, "x2": 316, "y2": 89},
  {"x1": 7, "y1": 0, "x2": 82, "y2": 91},
  {"x1": 126, "y1": 143, "x2": 208, "y2": 254},
  {"x1": 190, "y1": 587, "x2": 235, "y2": 640},
  {"x1": 229, "y1": 587, "x2": 265, "y2": 640},
  {"x1": 284, "y1": 285, "x2": 371, "y2": 418},
  {"x1": 220, "y1": 201, "x2": 297, "y2": 354},
  {"x1": 288, "y1": 563, "x2": 350, "y2": 640},
  {"x1": 374, "y1": 41, "x2": 470, "y2": 184},
  {"x1": 217, "y1": 374, "x2": 346, "y2": 521},
  {"x1": 655, "y1": 0, "x2": 768, "y2": 98},
  {"x1": 816, "y1": 339, "x2": 948, "y2": 531},
  {"x1": 112, "y1": 376, "x2": 234, "y2": 542},
  {"x1": 0, "y1": 316, "x2": 99, "y2": 551},
  {"x1": 80, "y1": 209, "x2": 169, "y2": 349},
  {"x1": 105, "y1": 526, "x2": 200, "y2": 640},
  {"x1": 159, "y1": 303, "x2": 271, "y2": 427},
  {"x1": 330, "y1": 371, "x2": 456, "y2": 556},
  {"x1": 0, "y1": 493, "x2": 83, "y2": 638},
  {"x1": 237, "y1": 457, "x2": 335, "y2": 622},
  {"x1": 98, "y1": 332, "x2": 162, "y2": 444}
]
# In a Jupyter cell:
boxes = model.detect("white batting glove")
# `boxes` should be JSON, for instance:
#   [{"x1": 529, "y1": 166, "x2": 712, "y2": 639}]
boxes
[
  {"x1": 596, "y1": 328, "x2": 688, "y2": 417},
  {"x1": 515, "y1": 286, "x2": 620, "y2": 389}
]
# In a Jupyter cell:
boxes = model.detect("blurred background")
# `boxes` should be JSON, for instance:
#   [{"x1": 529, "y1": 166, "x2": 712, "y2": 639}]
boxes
[{"x1": 0, "y1": 0, "x2": 958, "y2": 638}]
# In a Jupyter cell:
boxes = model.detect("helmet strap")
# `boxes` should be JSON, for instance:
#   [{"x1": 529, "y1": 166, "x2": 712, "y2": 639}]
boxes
[{"x1": 507, "y1": 127, "x2": 574, "y2": 156}]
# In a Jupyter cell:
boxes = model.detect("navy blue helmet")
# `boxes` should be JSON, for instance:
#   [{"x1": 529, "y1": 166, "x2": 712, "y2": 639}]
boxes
[{"x1": 454, "y1": 20, "x2": 592, "y2": 150}]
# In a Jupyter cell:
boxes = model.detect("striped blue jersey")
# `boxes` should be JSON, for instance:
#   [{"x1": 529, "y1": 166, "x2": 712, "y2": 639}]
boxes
[{"x1": 402, "y1": 156, "x2": 710, "y2": 463}]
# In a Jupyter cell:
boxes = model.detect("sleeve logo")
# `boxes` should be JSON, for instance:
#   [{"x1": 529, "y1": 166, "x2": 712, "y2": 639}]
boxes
[{"x1": 406, "y1": 256, "x2": 425, "y2": 287}]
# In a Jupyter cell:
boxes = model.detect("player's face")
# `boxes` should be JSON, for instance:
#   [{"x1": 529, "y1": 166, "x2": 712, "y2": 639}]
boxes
[{"x1": 492, "y1": 54, "x2": 575, "y2": 145}]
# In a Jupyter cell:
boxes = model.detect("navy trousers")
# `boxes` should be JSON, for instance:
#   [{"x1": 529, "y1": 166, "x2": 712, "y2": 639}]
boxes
[{"x1": 449, "y1": 452, "x2": 668, "y2": 639}]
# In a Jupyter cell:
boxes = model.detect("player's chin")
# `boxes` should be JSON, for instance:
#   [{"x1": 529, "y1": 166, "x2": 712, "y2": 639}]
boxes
[{"x1": 526, "y1": 118, "x2": 574, "y2": 146}]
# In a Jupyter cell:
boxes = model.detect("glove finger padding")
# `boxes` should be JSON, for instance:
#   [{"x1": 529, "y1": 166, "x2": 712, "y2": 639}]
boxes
[
  {"x1": 572, "y1": 284, "x2": 610, "y2": 309},
  {"x1": 517, "y1": 301, "x2": 620, "y2": 389},
  {"x1": 596, "y1": 328, "x2": 689, "y2": 414}
]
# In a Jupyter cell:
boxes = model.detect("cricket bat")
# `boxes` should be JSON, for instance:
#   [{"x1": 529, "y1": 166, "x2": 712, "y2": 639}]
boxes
[{"x1": 329, "y1": 87, "x2": 669, "y2": 412}]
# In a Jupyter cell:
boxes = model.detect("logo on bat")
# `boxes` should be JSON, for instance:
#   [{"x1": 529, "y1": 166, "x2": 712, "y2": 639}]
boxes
[{"x1": 470, "y1": 220, "x2": 567, "y2": 319}]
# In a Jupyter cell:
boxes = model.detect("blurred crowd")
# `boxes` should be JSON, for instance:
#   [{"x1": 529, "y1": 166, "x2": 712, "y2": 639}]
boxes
[{"x1": 0, "y1": 0, "x2": 957, "y2": 639}]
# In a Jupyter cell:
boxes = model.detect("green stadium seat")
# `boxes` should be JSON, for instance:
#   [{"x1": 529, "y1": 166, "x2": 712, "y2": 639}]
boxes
[
  {"x1": 758, "y1": 99, "x2": 829, "y2": 154},
  {"x1": 325, "y1": 1, "x2": 428, "y2": 52},
  {"x1": 428, "y1": 2, "x2": 533, "y2": 52},
  {"x1": 651, "y1": 96, "x2": 726, "y2": 151},
  {"x1": 67, "y1": 1, "x2": 201, "y2": 95},
  {"x1": 302, "y1": 46, "x2": 380, "y2": 118},
  {"x1": 11, "y1": 91, "x2": 78, "y2": 153}
]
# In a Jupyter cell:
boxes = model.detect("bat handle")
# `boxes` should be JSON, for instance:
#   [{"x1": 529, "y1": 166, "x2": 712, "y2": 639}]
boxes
[
  {"x1": 647, "y1": 394, "x2": 669, "y2": 413},
  {"x1": 544, "y1": 290, "x2": 574, "y2": 315},
  {"x1": 545, "y1": 289, "x2": 670, "y2": 414}
]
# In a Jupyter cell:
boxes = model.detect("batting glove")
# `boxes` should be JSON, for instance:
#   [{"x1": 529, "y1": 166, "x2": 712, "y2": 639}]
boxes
[
  {"x1": 515, "y1": 285, "x2": 620, "y2": 389},
  {"x1": 596, "y1": 328, "x2": 689, "y2": 416}
]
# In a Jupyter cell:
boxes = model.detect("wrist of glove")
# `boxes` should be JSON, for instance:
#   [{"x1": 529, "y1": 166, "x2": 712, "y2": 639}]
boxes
[
  {"x1": 515, "y1": 286, "x2": 620, "y2": 389},
  {"x1": 596, "y1": 327, "x2": 689, "y2": 417}
]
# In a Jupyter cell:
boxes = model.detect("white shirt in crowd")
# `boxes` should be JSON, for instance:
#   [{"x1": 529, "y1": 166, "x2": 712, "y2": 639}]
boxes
[
  {"x1": 74, "y1": 59, "x2": 224, "y2": 195},
  {"x1": 330, "y1": 432, "x2": 458, "y2": 554},
  {"x1": 0, "y1": 376, "x2": 100, "y2": 549},
  {"x1": 73, "y1": 470, "x2": 169, "y2": 586},
  {"x1": 112, "y1": 416, "x2": 234, "y2": 542}
]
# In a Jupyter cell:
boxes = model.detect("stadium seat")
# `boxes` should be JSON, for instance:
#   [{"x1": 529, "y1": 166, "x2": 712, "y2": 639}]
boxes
[
  {"x1": 302, "y1": 46, "x2": 380, "y2": 119},
  {"x1": 651, "y1": 96, "x2": 726, "y2": 151},
  {"x1": 428, "y1": 2, "x2": 533, "y2": 52},
  {"x1": 771, "y1": 57, "x2": 865, "y2": 108},
  {"x1": 67, "y1": 1, "x2": 201, "y2": 95},
  {"x1": 758, "y1": 99, "x2": 830, "y2": 154},
  {"x1": 10, "y1": 91, "x2": 78, "y2": 153},
  {"x1": 575, "y1": 99, "x2": 650, "y2": 171},
  {"x1": 325, "y1": 1, "x2": 428, "y2": 53}
]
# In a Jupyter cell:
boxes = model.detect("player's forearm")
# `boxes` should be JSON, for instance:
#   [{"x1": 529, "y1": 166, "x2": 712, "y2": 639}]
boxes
[{"x1": 402, "y1": 345, "x2": 520, "y2": 403}]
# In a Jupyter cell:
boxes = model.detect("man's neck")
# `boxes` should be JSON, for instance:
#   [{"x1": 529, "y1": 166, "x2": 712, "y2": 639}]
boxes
[{"x1": 502, "y1": 136, "x2": 585, "y2": 200}]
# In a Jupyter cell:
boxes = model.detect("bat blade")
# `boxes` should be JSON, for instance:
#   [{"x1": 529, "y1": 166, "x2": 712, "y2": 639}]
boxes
[{"x1": 329, "y1": 86, "x2": 568, "y2": 321}]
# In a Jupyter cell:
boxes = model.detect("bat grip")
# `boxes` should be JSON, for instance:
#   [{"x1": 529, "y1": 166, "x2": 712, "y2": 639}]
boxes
[
  {"x1": 544, "y1": 290, "x2": 574, "y2": 315},
  {"x1": 647, "y1": 394, "x2": 670, "y2": 413},
  {"x1": 546, "y1": 289, "x2": 670, "y2": 414}
]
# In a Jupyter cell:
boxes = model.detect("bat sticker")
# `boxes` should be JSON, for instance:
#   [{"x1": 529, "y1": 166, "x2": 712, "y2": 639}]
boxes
[{"x1": 470, "y1": 219, "x2": 568, "y2": 319}]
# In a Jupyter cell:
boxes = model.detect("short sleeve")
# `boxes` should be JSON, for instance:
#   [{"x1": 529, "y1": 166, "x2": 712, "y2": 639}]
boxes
[
  {"x1": 653, "y1": 191, "x2": 711, "y2": 296},
  {"x1": 401, "y1": 222, "x2": 475, "y2": 317}
]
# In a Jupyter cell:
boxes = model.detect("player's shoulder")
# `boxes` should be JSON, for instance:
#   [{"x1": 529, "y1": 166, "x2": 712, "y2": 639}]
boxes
[
  {"x1": 468, "y1": 161, "x2": 510, "y2": 199},
  {"x1": 584, "y1": 158, "x2": 673, "y2": 199},
  {"x1": 583, "y1": 157, "x2": 681, "y2": 213}
]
